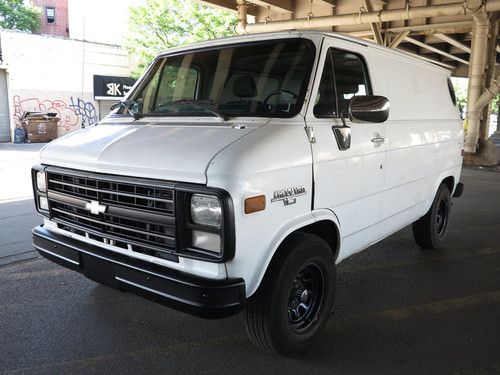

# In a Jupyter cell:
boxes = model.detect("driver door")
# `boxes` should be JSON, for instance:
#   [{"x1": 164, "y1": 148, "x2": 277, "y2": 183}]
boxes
[{"x1": 307, "y1": 43, "x2": 387, "y2": 258}]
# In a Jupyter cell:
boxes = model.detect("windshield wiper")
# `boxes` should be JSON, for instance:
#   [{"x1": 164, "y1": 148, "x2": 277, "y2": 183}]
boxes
[
  {"x1": 110, "y1": 100, "x2": 143, "y2": 121},
  {"x1": 159, "y1": 99, "x2": 229, "y2": 121}
]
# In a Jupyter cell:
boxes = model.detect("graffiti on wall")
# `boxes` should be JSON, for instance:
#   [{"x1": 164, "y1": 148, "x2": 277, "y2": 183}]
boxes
[
  {"x1": 69, "y1": 97, "x2": 99, "y2": 127},
  {"x1": 12, "y1": 95, "x2": 99, "y2": 136}
]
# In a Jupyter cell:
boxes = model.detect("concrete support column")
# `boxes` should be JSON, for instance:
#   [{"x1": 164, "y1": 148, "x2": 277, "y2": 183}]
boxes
[
  {"x1": 496, "y1": 102, "x2": 500, "y2": 134},
  {"x1": 464, "y1": 9, "x2": 490, "y2": 153},
  {"x1": 236, "y1": 0, "x2": 248, "y2": 30},
  {"x1": 475, "y1": 73, "x2": 500, "y2": 114},
  {"x1": 480, "y1": 12, "x2": 499, "y2": 140}
]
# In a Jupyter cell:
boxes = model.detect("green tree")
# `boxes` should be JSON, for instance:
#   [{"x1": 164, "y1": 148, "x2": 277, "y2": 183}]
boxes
[
  {"x1": 492, "y1": 95, "x2": 499, "y2": 114},
  {"x1": 452, "y1": 78, "x2": 468, "y2": 116},
  {"x1": 0, "y1": 0, "x2": 40, "y2": 33},
  {"x1": 452, "y1": 78, "x2": 499, "y2": 117},
  {"x1": 126, "y1": 0, "x2": 237, "y2": 77}
]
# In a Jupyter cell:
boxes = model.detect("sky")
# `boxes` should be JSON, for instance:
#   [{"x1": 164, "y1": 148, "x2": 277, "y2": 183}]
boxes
[{"x1": 68, "y1": 0, "x2": 146, "y2": 45}]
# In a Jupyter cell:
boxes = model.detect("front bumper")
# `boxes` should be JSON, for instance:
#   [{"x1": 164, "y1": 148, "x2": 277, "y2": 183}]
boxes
[{"x1": 33, "y1": 225, "x2": 245, "y2": 319}]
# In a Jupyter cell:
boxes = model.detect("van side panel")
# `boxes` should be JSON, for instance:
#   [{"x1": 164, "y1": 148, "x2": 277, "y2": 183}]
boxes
[
  {"x1": 366, "y1": 48, "x2": 463, "y2": 226},
  {"x1": 305, "y1": 37, "x2": 388, "y2": 262},
  {"x1": 326, "y1": 42, "x2": 463, "y2": 262}
]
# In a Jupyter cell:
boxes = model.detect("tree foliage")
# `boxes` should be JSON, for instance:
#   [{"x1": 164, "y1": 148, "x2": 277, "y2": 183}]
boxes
[
  {"x1": 451, "y1": 78, "x2": 468, "y2": 116},
  {"x1": 126, "y1": 0, "x2": 237, "y2": 77},
  {"x1": 0, "y1": 0, "x2": 40, "y2": 33},
  {"x1": 452, "y1": 78, "x2": 498, "y2": 118}
]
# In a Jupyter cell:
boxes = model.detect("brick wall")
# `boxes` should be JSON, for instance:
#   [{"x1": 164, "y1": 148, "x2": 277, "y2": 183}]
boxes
[{"x1": 32, "y1": 0, "x2": 69, "y2": 38}]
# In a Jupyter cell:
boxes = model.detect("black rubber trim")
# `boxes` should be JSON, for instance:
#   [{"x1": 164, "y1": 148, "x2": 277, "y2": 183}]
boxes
[
  {"x1": 33, "y1": 225, "x2": 246, "y2": 319},
  {"x1": 32, "y1": 164, "x2": 50, "y2": 218},
  {"x1": 453, "y1": 182, "x2": 464, "y2": 198},
  {"x1": 175, "y1": 184, "x2": 236, "y2": 262}
]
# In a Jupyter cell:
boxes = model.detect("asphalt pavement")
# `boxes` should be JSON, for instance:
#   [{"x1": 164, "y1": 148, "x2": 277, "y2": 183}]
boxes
[{"x1": 0, "y1": 168, "x2": 499, "y2": 374}]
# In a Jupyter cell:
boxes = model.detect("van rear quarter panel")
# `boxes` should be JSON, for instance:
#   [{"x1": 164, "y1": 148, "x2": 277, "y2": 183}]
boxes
[{"x1": 365, "y1": 47, "x2": 463, "y2": 219}]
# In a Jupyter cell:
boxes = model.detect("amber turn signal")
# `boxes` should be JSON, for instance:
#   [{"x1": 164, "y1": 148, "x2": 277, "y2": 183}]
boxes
[{"x1": 244, "y1": 195, "x2": 266, "y2": 214}]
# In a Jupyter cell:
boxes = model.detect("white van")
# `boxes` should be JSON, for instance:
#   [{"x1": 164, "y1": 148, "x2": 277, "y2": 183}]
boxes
[{"x1": 32, "y1": 31, "x2": 464, "y2": 356}]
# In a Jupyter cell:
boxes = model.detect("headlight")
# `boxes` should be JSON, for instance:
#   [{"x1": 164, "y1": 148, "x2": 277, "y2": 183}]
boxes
[
  {"x1": 190, "y1": 194, "x2": 222, "y2": 228},
  {"x1": 36, "y1": 171, "x2": 47, "y2": 192}
]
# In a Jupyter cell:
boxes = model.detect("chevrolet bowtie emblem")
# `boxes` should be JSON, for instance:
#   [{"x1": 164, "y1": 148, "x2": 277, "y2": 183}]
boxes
[{"x1": 85, "y1": 200, "x2": 107, "y2": 215}]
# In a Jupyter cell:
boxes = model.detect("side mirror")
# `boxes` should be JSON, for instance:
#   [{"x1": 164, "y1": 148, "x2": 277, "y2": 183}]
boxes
[
  {"x1": 348, "y1": 95, "x2": 390, "y2": 123},
  {"x1": 110, "y1": 101, "x2": 121, "y2": 110}
]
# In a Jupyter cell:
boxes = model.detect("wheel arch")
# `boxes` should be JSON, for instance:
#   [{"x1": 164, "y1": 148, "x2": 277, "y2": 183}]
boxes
[
  {"x1": 418, "y1": 172, "x2": 458, "y2": 223},
  {"x1": 247, "y1": 210, "x2": 341, "y2": 297},
  {"x1": 441, "y1": 175, "x2": 455, "y2": 194},
  {"x1": 295, "y1": 220, "x2": 340, "y2": 261}
]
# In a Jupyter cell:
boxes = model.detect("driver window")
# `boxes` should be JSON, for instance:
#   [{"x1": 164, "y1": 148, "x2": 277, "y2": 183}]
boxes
[
  {"x1": 313, "y1": 50, "x2": 336, "y2": 118},
  {"x1": 314, "y1": 48, "x2": 371, "y2": 118},
  {"x1": 333, "y1": 50, "x2": 371, "y2": 117}
]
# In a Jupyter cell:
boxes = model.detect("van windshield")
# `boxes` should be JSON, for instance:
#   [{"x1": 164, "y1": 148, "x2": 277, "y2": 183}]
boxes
[{"x1": 125, "y1": 39, "x2": 315, "y2": 119}]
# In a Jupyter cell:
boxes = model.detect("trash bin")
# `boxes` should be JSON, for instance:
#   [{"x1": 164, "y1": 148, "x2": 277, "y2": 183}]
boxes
[{"x1": 22, "y1": 112, "x2": 59, "y2": 143}]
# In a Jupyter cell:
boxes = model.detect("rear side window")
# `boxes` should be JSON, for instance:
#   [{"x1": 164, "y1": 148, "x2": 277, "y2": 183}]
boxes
[
  {"x1": 314, "y1": 48, "x2": 371, "y2": 118},
  {"x1": 447, "y1": 78, "x2": 457, "y2": 106}
]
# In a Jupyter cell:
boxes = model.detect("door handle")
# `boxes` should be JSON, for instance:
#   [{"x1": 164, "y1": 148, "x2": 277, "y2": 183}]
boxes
[{"x1": 371, "y1": 136, "x2": 385, "y2": 144}]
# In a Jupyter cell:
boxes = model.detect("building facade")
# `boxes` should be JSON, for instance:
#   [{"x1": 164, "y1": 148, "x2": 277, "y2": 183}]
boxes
[
  {"x1": 0, "y1": 30, "x2": 135, "y2": 142},
  {"x1": 31, "y1": 0, "x2": 70, "y2": 38}
]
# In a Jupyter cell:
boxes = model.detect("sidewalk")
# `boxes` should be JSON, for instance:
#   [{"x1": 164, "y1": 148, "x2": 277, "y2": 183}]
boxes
[
  {"x1": 492, "y1": 132, "x2": 500, "y2": 147},
  {"x1": 0, "y1": 142, "x2": 46, "y2": 202},
  {"x1": 0, "y1": 143, "x2": 46, "y2": 265},
  {"x1": 0, "y1": 199, "x2": 41, "y2": 265}
]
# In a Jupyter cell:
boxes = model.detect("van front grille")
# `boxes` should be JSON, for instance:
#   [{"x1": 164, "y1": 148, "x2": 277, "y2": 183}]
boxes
[
  {"x1": 47, "y1": 171, "x2": 174, "y2": 214},
  {"x1": 45, "y1": 168, "x2": 177, "y2": 260}
]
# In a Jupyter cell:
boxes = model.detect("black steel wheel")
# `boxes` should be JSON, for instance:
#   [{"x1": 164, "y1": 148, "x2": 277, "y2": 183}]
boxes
[
  {"x1": 287, "y1": 264, "x2": 324, "y2": 332},
  {"x1": 245, "y1": 232, "x2": 336, "y2": 356},
  {"x1": 413, "y1": 184, "x2": 452, "y2": 250},
  {"x1": 435, "y1": 198, "x2": 449, "y2": 236}
]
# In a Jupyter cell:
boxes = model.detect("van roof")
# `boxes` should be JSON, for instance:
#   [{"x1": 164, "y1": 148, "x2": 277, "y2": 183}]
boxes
[{"x1": 156, "y1": 30, "x2": 449, "y2": 74}]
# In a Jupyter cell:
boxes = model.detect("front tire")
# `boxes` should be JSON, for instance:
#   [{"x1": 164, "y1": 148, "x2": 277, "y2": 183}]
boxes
[
  {"x1": 412, "y1": 184, "x2": 452, "y2": 249},
  {"x1": 244, "y1": 232, "x2": 336, "y2": 356}
]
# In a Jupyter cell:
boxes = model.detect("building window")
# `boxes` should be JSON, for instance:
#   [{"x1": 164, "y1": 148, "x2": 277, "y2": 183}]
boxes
[{"x1": 46, "y1": 7, "x2": 55, "y2": 24}]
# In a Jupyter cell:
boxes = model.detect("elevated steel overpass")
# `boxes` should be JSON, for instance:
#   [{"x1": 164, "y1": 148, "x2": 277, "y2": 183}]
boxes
[{"x1": 202, "y1": 0, "x2": 500, "y2": 164}]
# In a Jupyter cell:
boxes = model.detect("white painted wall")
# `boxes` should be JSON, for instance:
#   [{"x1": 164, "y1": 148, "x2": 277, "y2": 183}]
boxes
[{"x1": 0, "y1": 30, "x2": 133, "y2": 139}]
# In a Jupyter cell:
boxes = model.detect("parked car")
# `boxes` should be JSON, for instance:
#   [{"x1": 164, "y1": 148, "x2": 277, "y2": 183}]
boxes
[{"x1": 32, "y1": 31, "x2": 464, "y2": 356}]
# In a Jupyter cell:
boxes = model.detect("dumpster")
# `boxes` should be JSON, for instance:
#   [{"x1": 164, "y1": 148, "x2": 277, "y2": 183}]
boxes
[{"x1": 22, "y1": 112, "x2": 59, "y2": 143}]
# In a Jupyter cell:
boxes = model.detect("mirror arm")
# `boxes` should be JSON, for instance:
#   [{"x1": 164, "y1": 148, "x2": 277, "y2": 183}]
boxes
[
  {"x1": 332, "y1": 114, "x2": 351, "y2": 151},
  {"x1": 340, "y1": 114, "x2": 347, "y2": 127}
]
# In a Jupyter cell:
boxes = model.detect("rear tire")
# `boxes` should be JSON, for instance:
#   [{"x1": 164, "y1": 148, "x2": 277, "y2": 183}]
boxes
[
  {"x1": 412, "y1": 184, "x2": 451, "y2": 250},
  {"x1": 244, "y1": 232, "x2": 336, "y2": 356}
]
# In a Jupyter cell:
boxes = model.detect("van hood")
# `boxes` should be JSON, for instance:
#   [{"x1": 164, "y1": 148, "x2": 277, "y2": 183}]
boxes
[{"x1": 40, "y1": 121, "x2": 259, "y2": 184}]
